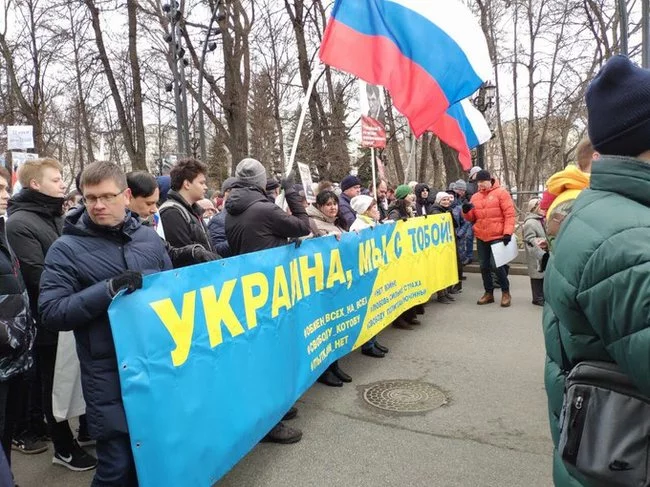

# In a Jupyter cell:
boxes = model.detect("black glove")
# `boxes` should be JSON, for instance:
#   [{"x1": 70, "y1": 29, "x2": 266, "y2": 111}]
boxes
[
  {"x1": 281, "y1": 171, "x2": 296, "y2": 192},
  {"x1": 462, "y1": 203, "x2": 474, "y2": 213},
  {"x1": 502, "y1": 234, "x2": 512, "y2": 246},
  {"x1": 191, "y1": 246, "x2": 220, "y2": 263},
  {"x1": 109, "y1": 271, "x2": 142, "y2": 297}
]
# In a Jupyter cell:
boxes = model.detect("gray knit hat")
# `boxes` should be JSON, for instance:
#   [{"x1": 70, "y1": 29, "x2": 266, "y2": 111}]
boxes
[
  {"x1": 235, "y1": 158, "x2": 267, "y2": 190},
  {"x1": 454, "y1": 179, "x2": 467, "y2": 191}
]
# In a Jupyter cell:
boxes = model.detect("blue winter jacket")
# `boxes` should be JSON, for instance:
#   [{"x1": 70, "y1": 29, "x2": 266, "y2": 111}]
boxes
[
  {"x1": 207, "y1": 211, "x2": 232, "y2": 257},
  {"x1": 337, "y1": 193, "x2": 356, "y2": 231},
  {"x1": 39, "y1": 207, "x2": 172, "y2": 440}
]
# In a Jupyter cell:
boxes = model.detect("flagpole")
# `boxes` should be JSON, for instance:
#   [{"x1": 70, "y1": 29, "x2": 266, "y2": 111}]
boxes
[
  {"x1": 370, "y1": 146, "x2": 377, "y2": 198},
  {"x1": 285, "y1": 68, "x2": 322, "y2": 177}
]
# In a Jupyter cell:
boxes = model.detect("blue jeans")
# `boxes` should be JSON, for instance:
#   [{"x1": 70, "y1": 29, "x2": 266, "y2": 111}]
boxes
[{"x1": 476, "y1": 239, "x2": 509, "y2": 293}]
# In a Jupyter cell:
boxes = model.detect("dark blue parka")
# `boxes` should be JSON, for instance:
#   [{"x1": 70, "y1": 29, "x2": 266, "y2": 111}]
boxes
[{"x1": 39, "y1": 207, "x2": 172, "y2": 440}]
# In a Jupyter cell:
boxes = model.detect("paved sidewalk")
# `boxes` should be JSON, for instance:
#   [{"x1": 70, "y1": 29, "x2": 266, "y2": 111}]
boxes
[{"x1": 12, "y1": 274, "x2": 553, "y2": 487}]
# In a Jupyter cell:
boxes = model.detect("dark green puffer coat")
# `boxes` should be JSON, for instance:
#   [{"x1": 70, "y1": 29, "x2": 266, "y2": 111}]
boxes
[{"x1": 543, "y1": 156, "x2": 650, "y2": 486}]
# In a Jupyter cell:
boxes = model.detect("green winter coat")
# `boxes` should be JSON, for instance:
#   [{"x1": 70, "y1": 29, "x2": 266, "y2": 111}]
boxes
[{"x1": 543, "y1": 156, "x2": 650, "y2": 486}]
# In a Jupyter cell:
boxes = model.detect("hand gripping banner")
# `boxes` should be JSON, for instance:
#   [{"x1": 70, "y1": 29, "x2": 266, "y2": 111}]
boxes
[{"x1": 108, "y1": 215, "x2": 458, "y2": 486}]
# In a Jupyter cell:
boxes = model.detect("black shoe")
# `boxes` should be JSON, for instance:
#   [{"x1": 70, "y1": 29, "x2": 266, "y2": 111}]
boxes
[
  {"x1": 393, "y1": 318, "x2": 414, "y2": 330},
  {"x1": 361, "y1": 346, "x2": 385, "y2": 358},
  {"x1": 374, "y1": 342, "x2": 389, "y2": 353},
  {"x1": 331, "y1": 362, "x2": 352, "y2": 382},
  {"x1": 532, "y1": 300, "x2": 545, "y2": 307},
  {"x1": 12, "y1": 437, "x2": 48, "y2": 455},
  {"x1": 449, "y1": 284, "x2": 462, "y2": 294},
  {"x1": 461, "y1": 276, "x2": 467, "y2": 281},
  {"x1": 408, "y1": 317, "x2": 422, "y2": 325},
  {"x1": 261, "y1": 422, "x2": 302, "y2": 444},
  {"x1": 437, "y1": 296, "x2": 452, "y2": 304},
  {"x1": 52, "y1": 443, "x2": 97, "y2": 472},
  {"x1": 317, "y1": 368, "x2": 343, "y2": 387},
  {"x1": 282, "y1": 406, "x2": 298, "y2": 421}
]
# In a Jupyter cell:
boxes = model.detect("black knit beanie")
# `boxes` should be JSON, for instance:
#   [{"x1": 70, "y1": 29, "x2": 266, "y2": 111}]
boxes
[{"x1": 586, "y1": 55, "x2": 650, "y2": 157}]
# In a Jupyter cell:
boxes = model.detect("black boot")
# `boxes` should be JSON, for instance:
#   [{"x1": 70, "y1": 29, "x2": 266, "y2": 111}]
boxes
[
  {"x1": 331, "y1": 360, "x2": 352, "y2": 382},
  {"x1": 317, "y1": 367, "x2": 343, "y2": 387},
  {"x1": 449, "y1": 283, "x2": 462, "y2": 294},
  {"x1": 374, "y1": 341, "x2": 389, "y2": 353}
]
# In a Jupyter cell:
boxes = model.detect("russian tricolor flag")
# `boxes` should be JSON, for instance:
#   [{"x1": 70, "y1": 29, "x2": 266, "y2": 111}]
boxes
[
  {"x1": 432, "y1": 99, "x2": 492, "y2": 170},
  {"x1": 320, "y1": 0, "x2": 493, "y2": 170}
]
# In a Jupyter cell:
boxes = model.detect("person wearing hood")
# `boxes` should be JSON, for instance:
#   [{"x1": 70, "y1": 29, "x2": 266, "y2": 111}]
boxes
[
  {"x1": 414, "y1": 183, "x2": 434, "y2": 216},
  {"x1": 225, "y1": 159, "x2": 311, "y2": 256},
  {"x1": 225, "y1": 158, "x2": 309, "y2": 445},
  {"x1": 0, "y1": 166, "x2": 36, "y2": 480},
  {"x1": 6, "y1": 158, "x2": 97, "y2": 469},
  {"x1": 462, "y1": 170, "x2": 516, "y2": 307},
  {"x1": 305, "y1": 190, "x2": 354, "y2": 387},
  {"x1": 39, "y1": 161, "x2": 172, "y2": 486},
  {"x1": 522, "y1": 198, "x2": 546, "y2": 306},
  {"x1": 159, "y1": 159, "x2": 213, "y2": 253}
]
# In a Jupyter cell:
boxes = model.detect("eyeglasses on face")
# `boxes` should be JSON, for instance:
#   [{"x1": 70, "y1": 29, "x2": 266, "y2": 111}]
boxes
[{"x1": 83, "y1": 188, "x2": 126, "y2": 206}]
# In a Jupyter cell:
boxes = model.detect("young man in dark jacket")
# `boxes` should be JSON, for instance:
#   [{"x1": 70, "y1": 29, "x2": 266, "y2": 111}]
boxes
[
  {"x1": 544, "y1": 55, "x2": 650, "y2": 487},
  {"x1": 225, "y1": 158, "x2": 311, "y2": 444},
  {"x1": 159, "y1": 158, "x2": 213, "y2": 252},
  {"x1": 127, "y1": 171, "x2": 216, "y2": 267},
  {"x1": 6, "y1": 158, "x2": 95, "y2": 469},
  {"x1": 0, "y1": 166, "x2": 36, "y2": 477},
  {"x1": 39, "y1": 161, "x2": 172, "y2": 487}
]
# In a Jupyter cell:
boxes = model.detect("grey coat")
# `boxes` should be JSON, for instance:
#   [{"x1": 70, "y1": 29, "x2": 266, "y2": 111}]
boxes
[{"x1": 522, "y1": 213, "x2": 546, "y2": 279}]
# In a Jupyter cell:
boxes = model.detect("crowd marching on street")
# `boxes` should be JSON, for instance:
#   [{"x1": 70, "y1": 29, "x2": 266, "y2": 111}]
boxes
[{"x1": 2, "y1": 54, "x2": 650, "y2": 487}]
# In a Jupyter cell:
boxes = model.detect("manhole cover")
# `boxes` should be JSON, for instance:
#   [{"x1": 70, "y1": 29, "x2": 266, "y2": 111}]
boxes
[{"x1": 362, "y1": 380, "x2": 447, "y2": 413}]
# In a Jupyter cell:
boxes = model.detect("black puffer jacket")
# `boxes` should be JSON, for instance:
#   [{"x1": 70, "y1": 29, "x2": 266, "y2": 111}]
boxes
[
  {"x1": 6, "y1": 189, "x2": 64, "y2": 346},
  {"x1": 207, "y1": 211, "x2": 232, "y2": 258},
  {"x1": 38, "y1": 207, "x2": 172, "y2": 440},
  {"x1": 159, "y1": 190, "x2": 212, "y2": 252},
  {"x1": 0, "y1": 218, "x2": 34, "y2": 381},
  {"x1": 414, "y1": 184, "x2": 435, "y2": 216},
  {"x1": 225, "y1": 184, "x2": 311, "y2": 255}
]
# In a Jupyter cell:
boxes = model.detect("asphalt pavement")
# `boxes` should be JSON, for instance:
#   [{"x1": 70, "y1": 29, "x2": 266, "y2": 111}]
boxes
[{"x1": 11, "y1": 274, "x2": 553, "y2": 487}]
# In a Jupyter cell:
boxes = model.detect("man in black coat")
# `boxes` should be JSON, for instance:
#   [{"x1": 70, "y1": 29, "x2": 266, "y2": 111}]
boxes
[
  {"x1": 6, "y1": 158, "x2": 96, "y2": 468},
  {"x1": 39, "y1": 161, "x2": 172, "y2": 486},
  {"x1": 159, "y1": 158, "x2": 213, "y2": 252},
  {"x1": 225, "y1": 158, "x2": 312, "y2": 255},
  {"x1": 0, "y1": 166, "x2": 36, "y2": 476},
  {"x1": 225, "y1": 158, "x2": 311, "y2": 444}
]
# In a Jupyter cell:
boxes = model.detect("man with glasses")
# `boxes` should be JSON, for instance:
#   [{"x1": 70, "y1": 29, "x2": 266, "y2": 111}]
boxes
[
  {"x1": 6, "y1": 158, "x2": 97, "y2": 470},
  {"x1": 39, "y1": 161, "x2": 172, "y2": 486}
]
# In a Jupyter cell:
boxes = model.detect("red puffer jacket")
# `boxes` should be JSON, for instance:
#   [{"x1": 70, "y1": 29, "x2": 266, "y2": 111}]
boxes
[{"x1": 463, "y1": 179, "x2": 516, "y2": 242}]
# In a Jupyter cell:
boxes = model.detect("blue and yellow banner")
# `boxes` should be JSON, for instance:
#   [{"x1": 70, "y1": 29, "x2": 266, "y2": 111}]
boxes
[{"x1": 108, "y1": 215, "x2": 458, "y2": 486}]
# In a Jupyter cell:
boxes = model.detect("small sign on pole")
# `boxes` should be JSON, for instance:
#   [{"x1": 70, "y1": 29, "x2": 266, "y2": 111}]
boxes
[
  {"x1": 7, "y1": 126, "x2": 34, "y2": 150},
  {"x1": 297, "y1": 162, "x2": 316, "y2": 203}
]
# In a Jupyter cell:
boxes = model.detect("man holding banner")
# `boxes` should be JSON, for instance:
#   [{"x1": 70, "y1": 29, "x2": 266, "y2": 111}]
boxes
[{"x1": 39, "y1": 161, "x2": 172, "y2": 486}]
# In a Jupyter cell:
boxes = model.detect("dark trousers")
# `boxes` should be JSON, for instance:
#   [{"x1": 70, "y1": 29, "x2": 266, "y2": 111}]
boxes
[
  {"x1": 91, "y1": 434, "x2": 138, "y2": 487},
  {"x1": 37, "y1": 344, "x2": 75, "y2": 455},
  {"x1": 476, "y1": 239, "x2": 510, "y2": 293},
  {"x1": 14, "y1": 353, "x2": 44, "y2": 438},
  {"x1": 530, "y1": 278, "x2": 544, "y2": 304},
  {"x1": 0, "y1": 374, "x2": 26, "y2": 465}
]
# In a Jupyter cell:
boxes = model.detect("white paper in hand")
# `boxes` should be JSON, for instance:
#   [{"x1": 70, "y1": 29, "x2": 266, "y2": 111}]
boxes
[{"x1": 491, "y1": 235, "x2": 519, "y2": 268}]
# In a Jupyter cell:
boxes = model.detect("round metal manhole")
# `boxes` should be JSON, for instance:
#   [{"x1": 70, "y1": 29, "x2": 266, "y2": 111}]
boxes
[{"x1": 362, "y1": 380, "x2": 447, "y2": 413}]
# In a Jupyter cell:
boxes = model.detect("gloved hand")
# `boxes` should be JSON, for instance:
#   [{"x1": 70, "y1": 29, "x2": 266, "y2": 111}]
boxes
[
  {"x1": 281, "y1": 171, "x2": 296, "y2": 193},
  {"x1": 502, "y1": 234, "x2": 512, "y2": 246},
  {"x1": 109, "y1": 271, "x2": 142, "y2": 297},
  {"x1": 462, "y1": 203, "x2": 474, "y2": 213},
  {"x1": 192, "y1": 246, "x2": 219, "y2": 263}
]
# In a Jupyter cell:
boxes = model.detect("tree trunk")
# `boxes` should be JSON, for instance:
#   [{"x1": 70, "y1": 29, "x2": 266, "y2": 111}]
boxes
[{"x1": 127, "y1": 0, "x2": 147, "y2": 170}]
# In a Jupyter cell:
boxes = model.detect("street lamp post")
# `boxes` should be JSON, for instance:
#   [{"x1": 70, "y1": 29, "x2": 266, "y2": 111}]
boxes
[{"x1": 471, "y1": 81, "x2": 497, "y2": 169}]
